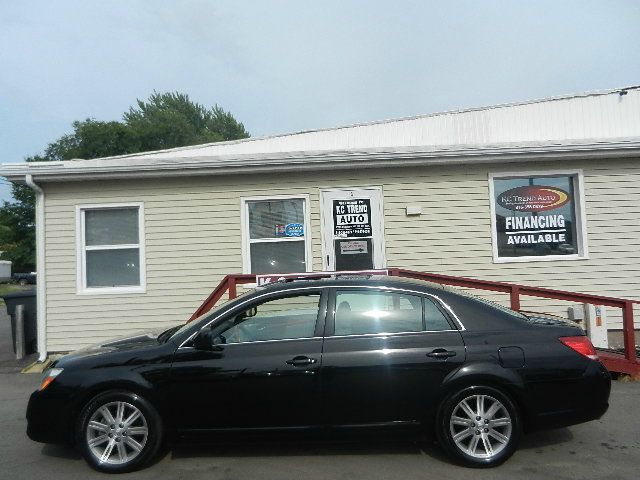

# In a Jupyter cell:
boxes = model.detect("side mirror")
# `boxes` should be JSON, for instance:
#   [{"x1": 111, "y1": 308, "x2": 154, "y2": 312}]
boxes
[
  {"x1": 193, "y1": 329, "x2": 224, "y2": 351},
  {"x1": 235, "y1": 306, "x2": 257, "y2": 324},
  {"x1": 193, "y1": 329, "x2": 213, "y2": 350}
]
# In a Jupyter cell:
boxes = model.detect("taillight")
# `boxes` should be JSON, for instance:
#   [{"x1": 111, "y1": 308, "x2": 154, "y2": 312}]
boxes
[{"x1": 559, "y1": 336, "x2": 598, "y2": 361}]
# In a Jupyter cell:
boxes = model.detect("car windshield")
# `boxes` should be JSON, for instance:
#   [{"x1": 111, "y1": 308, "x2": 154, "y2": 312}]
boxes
[{"x1": 159, "y1": 290, "x2": 254, "y2": 342}]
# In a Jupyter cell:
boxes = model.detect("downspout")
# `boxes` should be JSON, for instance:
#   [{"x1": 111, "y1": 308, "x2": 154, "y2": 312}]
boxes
[{"x1": 25, "y1": 174, "x2": 47, "y2": 362}]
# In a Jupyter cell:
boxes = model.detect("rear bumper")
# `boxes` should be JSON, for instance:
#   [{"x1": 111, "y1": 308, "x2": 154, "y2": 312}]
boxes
[
  {"x1": 532, "y1": 399, "x2": 608, "y2": 430},
  {"x1": 26, "y1": 388, "x2": 75, "y2": 444},
  {"x1": 528, "y1": 360, "x2": 611, "y2": 431}
]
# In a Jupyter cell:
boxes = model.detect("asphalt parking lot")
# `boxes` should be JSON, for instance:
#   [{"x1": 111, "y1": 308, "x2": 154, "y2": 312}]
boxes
[
  {"x1": 2, "y1": 375, "x2": 639, "y2": 480},
  {"x1": 1, "y1": 312, "x2": 639, "y2": 480}
]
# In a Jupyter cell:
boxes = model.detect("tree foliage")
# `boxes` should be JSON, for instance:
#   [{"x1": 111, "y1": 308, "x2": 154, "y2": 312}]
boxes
[
  {"x1": 124, "y1": 92, "x2": 249, "y2": 151},
  {"x1": 0, "y1": 92, "x2": 249, "y2": 272}
]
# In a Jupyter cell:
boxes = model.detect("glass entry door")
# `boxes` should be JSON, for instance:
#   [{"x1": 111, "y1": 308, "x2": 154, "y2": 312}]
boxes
[{"x1": 321, "y1": 187, "x2": 385, "y2": 271}]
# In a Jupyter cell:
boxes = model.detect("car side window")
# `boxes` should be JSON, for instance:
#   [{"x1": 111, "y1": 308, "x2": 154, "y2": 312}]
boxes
[
  {"x1": 334, "y1": 290, "x2": 423, "y2": 336},
  {"x1": 424, "y1": 297, "x2": 453, "y2": 331},
  {"x1": 216, "y1": 293, "x2": 320, "y2": 344}
]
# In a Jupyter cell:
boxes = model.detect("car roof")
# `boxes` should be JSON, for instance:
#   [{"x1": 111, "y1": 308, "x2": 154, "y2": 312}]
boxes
[
  {"x1": 254, "y1": 275, "x2": 535, "y2": 331},
  {"x1": 256, "y1": 275, "x2": 450, "y2": 295}
]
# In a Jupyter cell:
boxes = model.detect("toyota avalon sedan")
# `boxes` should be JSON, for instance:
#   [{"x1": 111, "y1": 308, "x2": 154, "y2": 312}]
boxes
[{"x1": 26, "y1": 277, "x2": 611, "y2": 472}]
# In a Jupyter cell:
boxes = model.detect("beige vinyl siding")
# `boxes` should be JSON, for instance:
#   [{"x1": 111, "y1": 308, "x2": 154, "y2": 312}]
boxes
[{"x1": 43, "y1": 157, "x2": 640, "y2": 351}]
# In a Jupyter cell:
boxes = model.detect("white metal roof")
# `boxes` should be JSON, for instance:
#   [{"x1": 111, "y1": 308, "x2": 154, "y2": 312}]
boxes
[{"x1": 2, "y1": 86, "x2": 640, "y2": 182}]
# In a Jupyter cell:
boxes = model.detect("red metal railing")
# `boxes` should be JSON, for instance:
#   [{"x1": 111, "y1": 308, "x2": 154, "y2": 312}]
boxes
[
  {"x1": 188, "y1": 269, "x2": 639, "y2": 377},
  {"x1": 188, "y1": 273, "x2": 256, "y2": 321}
]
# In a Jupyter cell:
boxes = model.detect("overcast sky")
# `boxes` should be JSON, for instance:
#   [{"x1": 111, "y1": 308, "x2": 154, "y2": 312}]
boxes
[{"x1": 1, "y1": 0, "x2": 639, "y2": 200}]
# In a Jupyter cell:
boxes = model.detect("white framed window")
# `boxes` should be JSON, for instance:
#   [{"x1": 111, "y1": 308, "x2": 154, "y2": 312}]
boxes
[
  {"x1": 489, "y1": 169, "x2": 588, "y2": 263},
  {"x1": 76, "y1": 202, "x2": 146, "y2": 294},
  {"x1": 241, "y1": 195, "x2": 312, "y2": 274}
]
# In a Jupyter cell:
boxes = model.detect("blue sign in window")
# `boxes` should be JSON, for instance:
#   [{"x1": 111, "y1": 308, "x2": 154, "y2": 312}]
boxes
[{"x1": 285, "y1": 223, "x2": 304, "y2": 237}]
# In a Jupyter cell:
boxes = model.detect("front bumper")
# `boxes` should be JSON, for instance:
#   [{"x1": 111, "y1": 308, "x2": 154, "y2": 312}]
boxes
[{"x1": 26, "y1": 387, "x2": 75, "y2": 444}]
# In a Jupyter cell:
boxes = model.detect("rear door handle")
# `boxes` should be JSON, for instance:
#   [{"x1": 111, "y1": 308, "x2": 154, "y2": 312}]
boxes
[
  {"x1": 427, "y1": 349, "x2": 457, "y2": 359},
  {"x1": 286, "y1": 356, "x2": 317, "y2": 366}
]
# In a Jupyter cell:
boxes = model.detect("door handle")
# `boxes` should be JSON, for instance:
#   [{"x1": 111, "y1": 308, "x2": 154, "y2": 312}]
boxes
[
  {"x1": 426, "y1": 349, "x2": 457, "y2": 359},
  {"x1": 286, "y1": 356, "x2": 317, "y2": 367}
]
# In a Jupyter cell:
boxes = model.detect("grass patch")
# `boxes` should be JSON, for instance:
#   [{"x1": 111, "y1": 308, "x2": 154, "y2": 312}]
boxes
[{"x1": 0, "y1": 284, "x2": 32, "y2": 304}]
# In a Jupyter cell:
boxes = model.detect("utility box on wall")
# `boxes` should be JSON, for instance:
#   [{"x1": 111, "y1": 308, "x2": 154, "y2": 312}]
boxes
[
  {"x1": 568, "y1": 304, "x2": 608, "y2": 349},
  {"x1": 584, "y1": 304, "x2": 608, "y2": 349}
]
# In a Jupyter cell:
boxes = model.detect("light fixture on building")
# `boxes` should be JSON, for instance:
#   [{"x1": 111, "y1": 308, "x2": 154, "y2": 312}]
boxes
[{"x1": 405, "y1": 205, "x2": 422, "y2": 216}]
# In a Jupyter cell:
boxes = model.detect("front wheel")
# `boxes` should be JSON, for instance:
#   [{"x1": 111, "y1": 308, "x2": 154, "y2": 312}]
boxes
[
  {"x1": 76, "y1": 390, "x2": 163, "y2": 473},
  {"x1": 437, "y1": 386, "x2": 521, "y2": 467}
]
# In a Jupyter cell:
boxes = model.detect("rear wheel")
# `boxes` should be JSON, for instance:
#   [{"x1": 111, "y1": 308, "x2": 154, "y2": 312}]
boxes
[
  {"x1": 437, "y1": 386, "x2": 521, "y2": 467},
  {"x1": 76, "y1": 390, "x2": 163, "y2": 473}
]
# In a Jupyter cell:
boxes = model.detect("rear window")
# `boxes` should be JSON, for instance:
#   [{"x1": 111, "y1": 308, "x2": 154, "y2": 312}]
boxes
[
  {"x1": 440, "y1": 288, "x2": 529, "y2": 329},
  {"x1": 446, "y1": 288, "x2": 528, "y2": 322}
]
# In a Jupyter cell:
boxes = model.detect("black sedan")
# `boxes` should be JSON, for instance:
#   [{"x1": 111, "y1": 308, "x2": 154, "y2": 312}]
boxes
[{"x1": 27, "y1": 277, "x2": 611, "y2": 472}]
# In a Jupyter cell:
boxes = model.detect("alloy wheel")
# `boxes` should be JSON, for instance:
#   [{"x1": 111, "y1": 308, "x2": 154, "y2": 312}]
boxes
[
  {"x1": 85, "y1": 401, "x2": 149, "y2": 465},
  {"x1": 449, "y1": 394, "x2": 513, "y2": 459}
]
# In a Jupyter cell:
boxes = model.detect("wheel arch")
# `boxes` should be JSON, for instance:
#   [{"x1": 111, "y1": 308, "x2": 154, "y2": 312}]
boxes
[
  {"x1": 69, "y1": 379, "x2": 164, "y2": 443},
  {"x1": 435, "y1": 363, "x2": 532, "y2": 430}
]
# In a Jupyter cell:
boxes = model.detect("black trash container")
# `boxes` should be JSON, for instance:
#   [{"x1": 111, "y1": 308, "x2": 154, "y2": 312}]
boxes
[{"x1": 3, "y1": 290, "x2": 37, "y2": 355}]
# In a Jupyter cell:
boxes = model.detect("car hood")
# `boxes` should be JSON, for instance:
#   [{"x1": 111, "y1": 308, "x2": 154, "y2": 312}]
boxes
[{"x1": 55, "y1": 329, "x2": 166, "y2": 365}]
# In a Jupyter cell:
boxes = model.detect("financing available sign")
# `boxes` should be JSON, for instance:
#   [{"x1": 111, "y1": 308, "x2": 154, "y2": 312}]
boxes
[
  {"x1": 504, "y1": 214, "x2": 567, "y2": 246},
  {"x1": 333, "y1": 199, "x2": 372, "y2": 238},
  {"x1": 493, "y1": 178, "x2": 578, "y2": 258}
]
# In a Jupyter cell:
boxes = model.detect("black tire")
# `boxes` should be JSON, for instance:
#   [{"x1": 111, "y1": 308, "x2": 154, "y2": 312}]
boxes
[
  {"x1": 76, "y1": 390, "x2": 163, "y2": 473},
  {"x1": 436, "y1": 385, "x2": 521, "y2": 468},
  {"x1": 18, "y1": 278, "x2": 27, "y2": 286}
]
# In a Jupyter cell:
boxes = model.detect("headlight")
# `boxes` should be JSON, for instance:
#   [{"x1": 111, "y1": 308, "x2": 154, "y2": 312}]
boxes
[{"x1": 38, "y1": 368, "x2": 63, "y2": 391}]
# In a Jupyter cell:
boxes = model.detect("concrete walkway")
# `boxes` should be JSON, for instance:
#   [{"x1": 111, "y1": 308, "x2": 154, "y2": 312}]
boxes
[{"x1": 0, "y1": 309, "x2": 37, "y2": 373}]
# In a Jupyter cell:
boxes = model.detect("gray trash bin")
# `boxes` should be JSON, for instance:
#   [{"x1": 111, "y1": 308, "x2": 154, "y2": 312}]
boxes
[{"x1": 3, "y1": 290, "x2": 37, "y2": 355}]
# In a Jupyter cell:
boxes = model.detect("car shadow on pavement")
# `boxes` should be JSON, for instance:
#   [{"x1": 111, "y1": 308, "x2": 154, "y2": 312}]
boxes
[
  {"x1": 39, "y1": 428, "x2": 574, "y2": 465},
  {"x1": 172, "y1": 441, "x2": 418, "y2": 458},
  {"x1": 169, "y1": 428, "x2": 573, "y2": 460},
  {"x1": 41, "y1": 444, "x2": 82, "y2": 460},
  {"x1": 41, "y1": 443, "x2": 168, "y2": 469}
]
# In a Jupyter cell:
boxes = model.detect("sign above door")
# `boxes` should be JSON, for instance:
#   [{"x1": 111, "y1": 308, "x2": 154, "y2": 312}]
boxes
[{"x1": 333, "y1": 198, "x2": 372, "y2": 238}]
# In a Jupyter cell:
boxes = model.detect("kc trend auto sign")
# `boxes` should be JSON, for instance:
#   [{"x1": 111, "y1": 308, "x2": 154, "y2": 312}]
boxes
[
  {"x1": 497, "y1": 186, "x2": 570, "y2": 212},
  {"x1": 333, "y1": 199, "x2": 372, "y2": 238}
]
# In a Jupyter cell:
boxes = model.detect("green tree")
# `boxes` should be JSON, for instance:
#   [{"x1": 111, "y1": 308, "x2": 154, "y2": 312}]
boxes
[
  {"x1": 124, "y1": 92, "x2": 249, "y2": 150},
  {"x1": 0, "y1": 92, "x2": 249, "y2": 272},
  {"x1": 0, "y1": 168, "x2": 37, "y2": 272}
]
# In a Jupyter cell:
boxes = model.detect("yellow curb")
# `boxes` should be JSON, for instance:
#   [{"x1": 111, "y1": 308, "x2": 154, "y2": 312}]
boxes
[{"x1": 21, "y1": 358, "x2": 52, "y2": 374}]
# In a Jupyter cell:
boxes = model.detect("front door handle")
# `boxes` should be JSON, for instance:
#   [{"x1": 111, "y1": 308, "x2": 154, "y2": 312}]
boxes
[
  {"x1": 286, "y1": 356, "x2": 318, "y2": 367},
  {"x1": 427, "y1": 349, "x2": 457, "y2": 359}
]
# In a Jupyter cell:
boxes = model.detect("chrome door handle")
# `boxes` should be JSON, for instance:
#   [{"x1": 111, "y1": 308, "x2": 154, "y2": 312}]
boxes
[
  {"x1": 427, "y1": 349, "x2": 456, "y2": 359},
  {"x1": 286, "y1": 356, "x2": 317, "y2": 366}
]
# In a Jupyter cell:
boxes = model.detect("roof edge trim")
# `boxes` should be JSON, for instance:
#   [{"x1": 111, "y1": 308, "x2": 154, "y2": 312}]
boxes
[{"x1": 2, "y1": 139, "x2": 640, "y2": 183}]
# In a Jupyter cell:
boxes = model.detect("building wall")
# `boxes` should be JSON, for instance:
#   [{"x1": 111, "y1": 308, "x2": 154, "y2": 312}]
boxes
[{"x1": 43, "y1": 157, "x2": 640, "y2": 351}]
